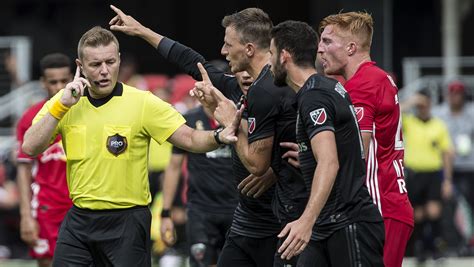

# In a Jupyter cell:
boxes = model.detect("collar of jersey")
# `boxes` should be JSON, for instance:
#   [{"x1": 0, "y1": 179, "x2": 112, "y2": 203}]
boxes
[{"x1": 84, "y1": 82, "x2": 123, "y2": 107}]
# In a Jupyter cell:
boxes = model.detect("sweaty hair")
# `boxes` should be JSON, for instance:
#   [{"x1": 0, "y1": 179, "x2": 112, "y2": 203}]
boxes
[
  {"x1": 319, "y1": 11, "x2": 373, "y2": 51},
  {"x1": 271, "y1": 20, "x2": 319, "y2": 68},
  {"x1": 39, "y1": 53, "x2": 71, "y2": 76},
  {"x1": 222, "y1": 7, "x2": 273, "y2": 50},
  {"x1": 77, "y1": 26, "x2": 119, "y2": 60}
]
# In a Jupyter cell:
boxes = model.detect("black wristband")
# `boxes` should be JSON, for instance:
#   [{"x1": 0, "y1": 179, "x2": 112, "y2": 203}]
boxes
[
  {"x1": 213, "y1": 127, "x2": 225, "y2": 145},
  {"x1": 161, "y1": 209, "x2": 171, "y2": 218}
]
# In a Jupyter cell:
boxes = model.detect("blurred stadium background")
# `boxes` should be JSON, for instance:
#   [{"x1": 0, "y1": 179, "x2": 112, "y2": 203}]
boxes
[{"x1": 0, "y1": 0, "x2": 473, "y2": 266}]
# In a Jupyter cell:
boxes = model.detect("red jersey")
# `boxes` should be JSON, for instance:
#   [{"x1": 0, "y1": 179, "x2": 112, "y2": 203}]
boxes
[
  {"x1": 344, "y1": 61, "x2": 413, "y2": 226},
  {"x1": 16, "y1": 100, "x2": 71, "y2": 213}
]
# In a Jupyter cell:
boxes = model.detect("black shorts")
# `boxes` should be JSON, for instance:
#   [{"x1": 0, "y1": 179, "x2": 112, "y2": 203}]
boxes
[
  {"x1": 53, "y1": 205, "x2": 151, "y2": 267},
  {"x1": 405, "y1": 169, "x2": 442, "y2": 206},
  {"x1": 297, "y1": 222, "x2": 384, "y2": 267},
  {"x1": 273, "y1": 235, "x2": 299, "y2": 267},
  {"x1": 217, "y1": 231, "x2": 278, "y2": 267},
  {"x1": 186, "y1": 208, "x2": 233, "y2": 267}
]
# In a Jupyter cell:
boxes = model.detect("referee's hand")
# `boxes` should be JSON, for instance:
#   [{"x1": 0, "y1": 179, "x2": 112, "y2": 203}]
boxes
[{"x1": 60, "y1": 66, "x2": 90, "y2": 107}]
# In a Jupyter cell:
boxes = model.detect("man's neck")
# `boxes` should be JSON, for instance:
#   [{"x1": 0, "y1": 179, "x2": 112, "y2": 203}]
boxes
[
  {"x1": 344, "y1": 53, "x2": 371, "y2": 81},
  {"x1": 288, "y1": 65, "x2": 317, "y2": 93},
  {"x1": 247, "y1": 52, "x2": 271, "y2": 79}
]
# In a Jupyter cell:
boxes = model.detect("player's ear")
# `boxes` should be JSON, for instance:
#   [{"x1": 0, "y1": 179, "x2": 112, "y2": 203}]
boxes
[
  {"x1": 347, "y1": 42, "x2": 357, "y2": 56},
  {"x1": 245, "y1": 43, "x2": 255, "y2": 57}
]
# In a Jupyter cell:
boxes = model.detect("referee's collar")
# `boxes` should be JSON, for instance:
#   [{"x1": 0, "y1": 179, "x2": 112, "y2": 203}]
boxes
[{"x1": 85, "y1": 82, "x2": 123, "y2": 107}]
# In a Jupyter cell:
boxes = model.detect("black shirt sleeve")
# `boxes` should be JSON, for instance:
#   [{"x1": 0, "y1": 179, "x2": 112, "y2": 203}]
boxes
[
  {"x1": 247, "y1": 85, "x2": 279, "y2": 144},
  {"x1": 157, "y1": 37, "x2": 242, "y2": 102},
  {"x1": 299, "y1": 90, "x2": 336, "y2": 140}
]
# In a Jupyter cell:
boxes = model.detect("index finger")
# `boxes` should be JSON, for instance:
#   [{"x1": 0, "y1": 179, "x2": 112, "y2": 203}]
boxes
[
  {"x1": 74, "y1": 66, "x2": 80, "y2": 79},
  {"x1": 197, "y1": 62, "x2": 211, "y2": 83},
  {"x1": 110, "y1": 5, "x2": 124, "y2": 16}
]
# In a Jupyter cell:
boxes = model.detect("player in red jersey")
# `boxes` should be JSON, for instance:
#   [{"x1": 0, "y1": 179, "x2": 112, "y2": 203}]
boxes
[
  {"x1": 318, "y1": 12, "x2": 414, "y2": 267},
  {"x1": 16, "y1": 53, "x2": 72, "y2": 267}
]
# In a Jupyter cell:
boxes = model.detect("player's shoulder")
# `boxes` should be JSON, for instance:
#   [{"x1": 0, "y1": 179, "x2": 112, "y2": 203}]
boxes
[
  {"x1": 302, "y1": 74, "x2": 342, "y2": 98},
  {"x1": 20, "y1": 99, "x2": 47, "y2": 121}
]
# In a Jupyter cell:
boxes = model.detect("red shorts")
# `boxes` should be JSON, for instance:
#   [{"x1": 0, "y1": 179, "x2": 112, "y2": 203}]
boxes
[
  {"x1": 30, "y1": 206, "x2": 70, "y2": 259},
  {"x1": 383, "y1": 218, "x2": 413, "y2": 267}
]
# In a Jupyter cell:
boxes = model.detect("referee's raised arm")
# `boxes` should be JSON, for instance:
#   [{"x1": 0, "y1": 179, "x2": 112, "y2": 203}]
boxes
[{"x1": 22, "y1": 66, "x2": 89, "y2": 156}]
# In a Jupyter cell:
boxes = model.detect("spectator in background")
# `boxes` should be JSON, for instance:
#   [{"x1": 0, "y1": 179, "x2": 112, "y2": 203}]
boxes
[
  {"x1": 402, "y1": 89, "x2": 454, "y2": 263},
  {"x1": 118, "y1": 54, "x2": 147, "y2": 89},
  {"x1": 16, "y1": 53, "x2": 72, "y2": 267},
  {"x1": 432, "y1": 80, "x2": 474, "y2": 250}
]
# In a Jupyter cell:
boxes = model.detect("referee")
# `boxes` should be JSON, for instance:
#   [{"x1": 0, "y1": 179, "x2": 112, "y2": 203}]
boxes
[{"x1": 22, "y1": 26, "x2": 241, "y2": 267}]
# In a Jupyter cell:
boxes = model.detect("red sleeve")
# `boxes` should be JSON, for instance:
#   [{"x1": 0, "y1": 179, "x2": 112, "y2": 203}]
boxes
[{"x1": 16, "y1": 102, "x2": 44, "y2": 162}]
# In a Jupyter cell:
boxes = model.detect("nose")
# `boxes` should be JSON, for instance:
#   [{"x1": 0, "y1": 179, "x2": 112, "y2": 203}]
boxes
[
  {"x1": 99, "y1": 62, "x2": 108, "y2": 74},
  {"x1": 220, "y1": 44, "x2": 227, "y2": 56}
]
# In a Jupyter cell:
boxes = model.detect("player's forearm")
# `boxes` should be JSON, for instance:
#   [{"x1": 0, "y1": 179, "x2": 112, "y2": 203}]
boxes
[
  {"x1": 234, "y1": 130, "x2": 270, "y2": 176},
  {"x1": 162, "y1": 160, "x2": 183, "y2": 210},
  {"x1": 17, "y1": 164, "x2": 33, "y2": 217},
  {"x1": 22, "y1": 114, "x2": 59, "y2": 157},
  {"x1": 138, "y1": 26, "x2": 164, "y2": 49},
  {"x1": 300, "y1": 160, "x2": 339, "y2": 224},
  {"x1": 442, "y1": 150, "x2": 454, "y2": 182}
]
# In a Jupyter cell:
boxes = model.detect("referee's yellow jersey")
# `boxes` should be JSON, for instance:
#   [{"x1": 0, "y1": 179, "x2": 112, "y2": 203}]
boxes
[
  {"x1": 403, "y1": 113, "x2": 451, "y2": 172},
  {"x1": 33, "y1": 83, "x2": 185, "y2": 210}
]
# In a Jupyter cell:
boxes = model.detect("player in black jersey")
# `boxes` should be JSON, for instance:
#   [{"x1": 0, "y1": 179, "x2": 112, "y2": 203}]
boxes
[
  {"x1": 268, "y1": 20, "x2": 384, "y2": 267},
  {"x1": 111, "y1": 8, "x2": 307, "y2": 267},
  {"x1": 160, "y1": 105, "x2": 239, "y2": 267}
]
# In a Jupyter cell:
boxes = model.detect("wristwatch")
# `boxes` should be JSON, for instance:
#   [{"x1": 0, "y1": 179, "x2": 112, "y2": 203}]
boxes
[
  {"x1": 160, "y1": 209, "x2": 171, "y2": 218},
  {"x1": 213, "y1": 127, "x2": 225, "y2": 145}
]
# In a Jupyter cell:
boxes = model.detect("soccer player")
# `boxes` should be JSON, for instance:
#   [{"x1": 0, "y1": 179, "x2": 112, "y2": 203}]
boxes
[
  {"x1": 16, "y1": 53, "x2": 72, "y2": 267},
  {"x1": 269, "y1": 20, "x2": 384, "y2": 267},
  {"x1": 109, "y1": 6, "x2": 306, "y2": 267},
  {"x1": 318, "y1": 12, "x2": 414, "y2": 267},
  {"x1": 160, "y1": 104, "x2": 238, "y2": 267},
  {"x1": 21, "y1": 26, "x2": 242, "y2": 267}
]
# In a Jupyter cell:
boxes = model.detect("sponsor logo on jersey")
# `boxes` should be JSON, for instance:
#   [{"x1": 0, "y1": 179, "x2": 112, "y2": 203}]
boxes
[
  {"x1": 355, "y1": 107, "x2": 364, "y2": 122},
  {"x1": 248, "y1": 117, "x2": 256, "y2": 134},
  {"x1": 106, "y1": 133, "x2": 128, "y2": 156},
  {"x1": 310, "y1": 108, "x2": 327, "y2": 125}
]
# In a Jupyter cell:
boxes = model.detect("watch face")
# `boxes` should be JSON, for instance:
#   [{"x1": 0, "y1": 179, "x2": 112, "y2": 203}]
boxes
[{"x1": 106, "y1": 133, "x2": 128, "y2": 156}]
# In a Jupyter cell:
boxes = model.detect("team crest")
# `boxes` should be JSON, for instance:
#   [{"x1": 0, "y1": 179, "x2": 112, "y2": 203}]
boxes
[
  {"x1": 248, "y1": 117, "x2": 256, "y2": 134},
  {"x1": 355, "y1": 107, "x2": 364, "y2": 122},
  {"x1": 310, "y1": 108, "x2": 327, "y2": 125},
  {"x1": 106, "y1": 133, "x2": 128, "y2": 156}
]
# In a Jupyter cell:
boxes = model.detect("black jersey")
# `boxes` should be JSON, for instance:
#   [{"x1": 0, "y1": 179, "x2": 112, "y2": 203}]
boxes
[
  {"x1": 158, "y1": 38, "x2": 281, "y2": 238},
  {"x1": 246, "y1": 65, "x2": 307, "y2": 222},
  {"x1": 173, "y1": 106, "x2": 237, "y2": 213},
  {"x1": 296, "y1": 74, "x2": 382, "y2": 241}
]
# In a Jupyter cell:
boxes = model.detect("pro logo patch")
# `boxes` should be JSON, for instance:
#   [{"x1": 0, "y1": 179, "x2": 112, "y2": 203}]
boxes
[{"x1": 106, "y1": 133, "x2": 128, "y2": 156}]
